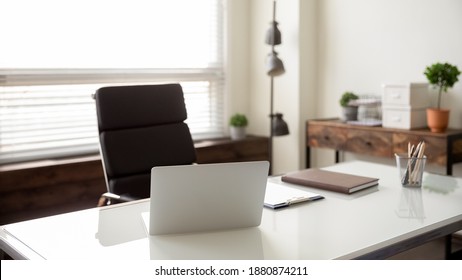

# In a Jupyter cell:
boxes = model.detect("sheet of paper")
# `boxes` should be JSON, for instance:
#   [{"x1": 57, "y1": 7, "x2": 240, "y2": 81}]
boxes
[{"x1": 264, "y1": 182, "x2": 323, "y2": 209}]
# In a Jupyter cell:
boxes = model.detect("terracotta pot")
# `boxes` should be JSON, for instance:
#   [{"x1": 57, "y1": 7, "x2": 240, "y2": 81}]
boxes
[{"x1": 426, "y1": 108, "x2": 450, "y2": 133}]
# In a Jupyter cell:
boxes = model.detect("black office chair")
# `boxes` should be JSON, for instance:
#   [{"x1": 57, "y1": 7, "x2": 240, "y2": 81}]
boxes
[{"x1": 94, "y1": 84, "x2": 197, "y2": 206}]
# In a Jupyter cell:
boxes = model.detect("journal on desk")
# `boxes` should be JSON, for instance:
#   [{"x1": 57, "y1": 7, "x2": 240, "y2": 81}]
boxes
[{"x1": 264, "y1": 182, "x2": 324, "y2": 209}]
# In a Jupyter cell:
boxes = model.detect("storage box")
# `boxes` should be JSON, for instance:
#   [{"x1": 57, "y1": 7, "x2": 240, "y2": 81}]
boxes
[
  {"x1": 382, "y1": 106, "x2": 427, "y2": 129},
  {"x1": 382, "y1": 83, "x2": 430, "y2": 108}
]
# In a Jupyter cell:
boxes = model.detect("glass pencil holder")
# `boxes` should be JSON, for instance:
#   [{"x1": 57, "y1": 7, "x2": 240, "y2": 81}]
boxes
[{"x1": 395, "y1": 154, "x2": 426, "y2": 187}]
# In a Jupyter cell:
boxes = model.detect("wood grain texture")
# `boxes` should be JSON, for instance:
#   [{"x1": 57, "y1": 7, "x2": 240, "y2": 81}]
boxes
[
  {"x1": 347, "y1": 129, "x2": 392, "y2": 157},
  {"x1": 307, "y1": 123, "x2": 348, "y2": 150}
]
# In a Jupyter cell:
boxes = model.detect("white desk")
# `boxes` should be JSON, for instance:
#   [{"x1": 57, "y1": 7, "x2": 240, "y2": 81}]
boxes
[{"x1": 2, "y1": 161, "x2": 462, "y2": 259}]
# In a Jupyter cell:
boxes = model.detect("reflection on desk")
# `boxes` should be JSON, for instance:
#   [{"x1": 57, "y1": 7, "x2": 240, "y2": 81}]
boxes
[
  {"x1": 140, "y1": 212, "x2": 263, "y2": 259},
  {"x1": 149, "y1": 227, "x2": 263, "y2": 260},
  {"x1": 396, "y1": 187, "x2": 425, "y2": 221},
  {"x1": 96, "y1": 202, "x2": 147, "y2": 247},
  {"x1": 423, "y1": 174, "x2": 459, "y2": 194}
]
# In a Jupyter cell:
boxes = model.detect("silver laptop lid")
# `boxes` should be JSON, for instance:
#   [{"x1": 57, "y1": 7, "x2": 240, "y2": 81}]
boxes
[{"x1": 148, "y1": 161, "x2": 269, "y2": 235}]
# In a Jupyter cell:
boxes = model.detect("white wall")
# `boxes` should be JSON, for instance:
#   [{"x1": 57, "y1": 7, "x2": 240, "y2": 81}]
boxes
[
  {"x1": 317, "y1": 0, "x2": 462, "y2": 121},
  {"x1": 230, "y1": 0, "x2": 462, "y2": 175},
  {"x1": 226, "y1": 0, "x2": 251, "y2": 124},
  {"x1": 314, "y1": 0, "x2": 462, "y2": 176},
  {"x1": 299, "y1": 0, "x2": 319, "y2": 168}
]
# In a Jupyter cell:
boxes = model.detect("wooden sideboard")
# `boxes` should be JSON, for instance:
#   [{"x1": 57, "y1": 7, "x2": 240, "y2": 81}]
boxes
[{"x1": 306, "y1": 118, "x2": 462, "y2": 175}]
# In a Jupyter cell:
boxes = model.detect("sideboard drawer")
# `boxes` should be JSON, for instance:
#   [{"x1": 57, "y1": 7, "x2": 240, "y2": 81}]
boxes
[
  {"x1": 346, "y1": 129, "x2": 393, "y2": 157},
  {"x1": 393, "y1": 133, "x2": 447, "y2": 165},
  {"x1": 307, "y1": 124, "x2": 348, "y2": 150}
]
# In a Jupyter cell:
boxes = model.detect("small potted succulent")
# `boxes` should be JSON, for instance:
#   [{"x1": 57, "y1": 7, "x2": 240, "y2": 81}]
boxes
[
  {"x1": 424, "y1": 62, "x2": 461, "y2": 132},
  {"x1": 339, "y1": 91, "x2": 359, "y2": 121},
  {"x1": 229, "y1": 113, "x2": 248, "y2": 140}
]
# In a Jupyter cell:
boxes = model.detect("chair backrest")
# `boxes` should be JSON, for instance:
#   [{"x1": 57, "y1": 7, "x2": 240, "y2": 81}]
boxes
[{"x1": 94, "y1": 84, "x2": 197, "y2": 200}]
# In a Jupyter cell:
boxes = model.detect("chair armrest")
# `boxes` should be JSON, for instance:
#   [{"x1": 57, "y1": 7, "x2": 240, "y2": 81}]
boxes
[{"x1": 97, "y1": 192, "x2": 137, "y2": 206}]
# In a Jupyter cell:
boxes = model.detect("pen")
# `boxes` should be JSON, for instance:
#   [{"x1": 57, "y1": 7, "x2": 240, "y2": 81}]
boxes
[{"x1": 287, "y1": 196, "x2": 323, "y2": 204}]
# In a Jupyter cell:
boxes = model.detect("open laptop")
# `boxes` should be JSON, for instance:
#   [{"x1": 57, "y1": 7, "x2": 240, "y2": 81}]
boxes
[{"x1": 145, "y1": 161, "x2": 269, "y2": 235}]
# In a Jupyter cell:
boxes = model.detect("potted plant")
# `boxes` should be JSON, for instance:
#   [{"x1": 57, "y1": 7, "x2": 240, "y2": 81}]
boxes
[
  {"x1": 339, "y1": 91, "x2": 359, "y2": 121},
  {"x1": 229, "y1": 113, "x2": 248, "y2": 140},
  {"x1": 424, "y1": 62, "x2": 461, "y2": 132}
]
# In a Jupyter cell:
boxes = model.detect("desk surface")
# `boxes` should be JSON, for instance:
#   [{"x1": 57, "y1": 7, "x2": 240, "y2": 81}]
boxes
[{"x1": 2, "y1": 161, "x2": 462, "y2": 260}]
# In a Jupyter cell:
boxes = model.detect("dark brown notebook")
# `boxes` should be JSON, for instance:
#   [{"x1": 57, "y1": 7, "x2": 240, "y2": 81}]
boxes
[{"x1": 281, "y1": 168, "x2": 379, "y2": 194}]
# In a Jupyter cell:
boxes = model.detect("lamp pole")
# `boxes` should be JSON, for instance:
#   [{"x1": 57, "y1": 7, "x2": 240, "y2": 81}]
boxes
[
  {"x1": 269, "y1": 75, "x2": 275, "y2": 175},
  {"x1": 268, "y1": 1, "x2": 276, "y2": 175}
]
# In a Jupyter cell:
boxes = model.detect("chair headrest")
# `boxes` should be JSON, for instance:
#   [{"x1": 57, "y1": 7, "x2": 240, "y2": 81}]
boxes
[{"x1": 95, "y1": 84, "x2": 188, "y2": 131}]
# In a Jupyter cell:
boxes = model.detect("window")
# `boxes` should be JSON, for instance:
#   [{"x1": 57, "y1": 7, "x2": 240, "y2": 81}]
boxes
[{"x1": 0, "y1": 0, "x2": 226, "y2": 164}]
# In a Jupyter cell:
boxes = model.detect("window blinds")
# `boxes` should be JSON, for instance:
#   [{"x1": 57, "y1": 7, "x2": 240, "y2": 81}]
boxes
[{"x1": 0, "y1": 0, "x2": 225, "y2": 164}]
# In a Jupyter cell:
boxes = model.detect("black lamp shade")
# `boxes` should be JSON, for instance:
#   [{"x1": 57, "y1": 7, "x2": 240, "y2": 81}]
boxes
[
  {"x1": 265, "y1": 21, "x2": 282, "y2": 46},
  {"x1": 272, "y1": 113, "x2": 289, "y2": 136},
  {"x1": 266, "y1": 51, "x2": 285, "y2": 76}
]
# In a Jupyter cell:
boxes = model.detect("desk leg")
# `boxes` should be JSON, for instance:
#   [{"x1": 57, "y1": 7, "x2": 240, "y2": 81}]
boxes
[
  {"x1": 447, "y1": 165, "x2": 453, "y2": 176},
  {"x1": 445, "y1": 235, "x2": 452, "y2": 259},
  {"x1": 447, "y1": 138, "x2": 453, "y2": 176},
  {"x1": 1, "y1": 249, "x2": 12, "y2": 260},
  {"x1": 306, "y1": 147, "x2": 311, "y2": 169}
]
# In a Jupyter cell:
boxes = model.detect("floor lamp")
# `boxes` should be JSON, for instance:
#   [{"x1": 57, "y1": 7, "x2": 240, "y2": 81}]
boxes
[{"x1": 265, "y1": 0, "x2": 289, "y2": 175}]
